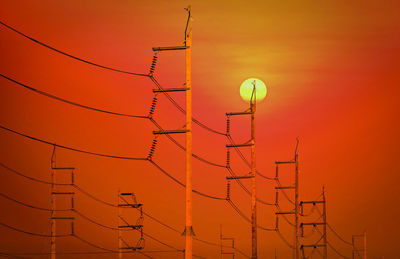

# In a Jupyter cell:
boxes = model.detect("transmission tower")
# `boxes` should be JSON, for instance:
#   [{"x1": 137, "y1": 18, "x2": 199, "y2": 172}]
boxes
[
  {"x1": 352, "y1": 232, "x2": 367, "y2": 259},
  {"x1": 50, "y1": 146, "x2": 75, "y2": 259},
  {"x1": 117, "y1": 191, "x2": 145, "y2": 256},
  {"x1": 226, "y1": 80, "x2": 258, "y2": 258},
  {"x1": 151, "y1": 6, "x2": 193, "y2": 258},
  {"x1": 299, "y1": 187, "x2": 327, "y2": 259},
  {"x1": 274, "y1": 139, "x2": 299, "y2": 259}
]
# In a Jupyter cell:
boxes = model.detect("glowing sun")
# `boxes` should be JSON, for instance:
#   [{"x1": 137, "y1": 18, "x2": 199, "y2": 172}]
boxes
[{"x1": 240, "y1": 78, "x2": 267, "y2": 102}]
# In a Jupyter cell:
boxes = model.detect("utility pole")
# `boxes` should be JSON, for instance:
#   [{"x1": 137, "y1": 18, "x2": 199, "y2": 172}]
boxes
[
  {"x1": 220, "y1": 225, "x2": 235, "y2": 258},
  {"x1": 299, "y1": 187, "x2": 327, "y2": 259},
  {"x1": 274, "y1": 139, "x2": 299, "y2": 259},
  {"x1": 185, "y1": 6, "x2": 193, "y2": 259},
  {"x1": 50, "y1": 146, "x2": 75, "y2": 259},
  {"x1": 225, "y1": 81, "x2": 258, "y2": 258},
  {"x1": 364, "y1": 231, "x2": 367, "y2": 259},
  {"x1": 250, "y1": 81, "x2": 257, "y2": 259},
  {"x1": 352, "y1": 233, "x2": 367, "y2": 259},
  {"x1": 151, "y1": 6, "x2": 193, "y2": 258},
  {"x1": 294, "y1": 142, "x2": 299, "y2": 259},
  {"x1": 50, "y1": 146, "x2": 56, "y2": 259},
  {"x1": 322, "y1": 186, "x2": 328, "y2": 259}
]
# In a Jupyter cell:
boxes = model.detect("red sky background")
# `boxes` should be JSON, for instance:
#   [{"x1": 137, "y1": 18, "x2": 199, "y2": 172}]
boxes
[{"x1": 1, "y1": 1, "x2": 399, "y2": 258}]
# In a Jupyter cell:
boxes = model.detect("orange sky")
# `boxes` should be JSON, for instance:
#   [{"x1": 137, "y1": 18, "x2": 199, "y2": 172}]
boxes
[{"x1": 1, "y1": 1, "x2": 399, "y2": 258}]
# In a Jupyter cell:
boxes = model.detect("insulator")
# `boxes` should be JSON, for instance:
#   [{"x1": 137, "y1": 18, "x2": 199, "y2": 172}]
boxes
[
  {"x1": 149, "y1": 53, "x2": 159, "y2": 75},
  {"x1": 71, "y1": 171, "x2": 74, "y2": 185},
  {"x1": 275, "y1": 191, "x2": 279, "y2": 205},
  {"x1": 300, "y1": 224, "x2": 304, "y2": 237},
  {"x1": 148, "y1": 96, "x2": 158, "y2": 117},
  {"x1": 275, "y1": 165, "x2": 279, "y2": 178},
  {"x1": 71, "y1": 221, "x2": 75, "y2": 235},
  {"x1": 226, "y1": 149, "x2": 230, "y2": 167},
  {"x1": 147, "y1": 138, "x2": 158, "y2": 160},
  {"x1": 137, "y1": 237, "x2": 145, "y2": 249},
  {"x1": 275, "y1": 216, "x2": 279, "y2": 229},
  {"x1": 226, "y1": 117, "x2": 230, "y2": 135},
  {"x1": 71, "y1": 197, "x2": 74, "y2": 209},
  {"x1": 226, "y1": 181, "x2": 231, "y2": 200}
]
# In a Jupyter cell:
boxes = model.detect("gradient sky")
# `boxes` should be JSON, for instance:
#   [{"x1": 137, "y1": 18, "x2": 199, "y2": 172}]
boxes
[{"x1": 1, "y1": 1, "x2": 399, "y2": 258}]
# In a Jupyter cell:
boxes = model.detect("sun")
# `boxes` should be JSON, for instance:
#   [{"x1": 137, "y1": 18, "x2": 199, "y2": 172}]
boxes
[{"x1": 240, "y1": 78, "x2": 267, "y2": 102}]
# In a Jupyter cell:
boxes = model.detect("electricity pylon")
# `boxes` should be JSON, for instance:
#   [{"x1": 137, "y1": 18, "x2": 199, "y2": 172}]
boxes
[
  {"x1": 274, "y1": 139, "x2": 299, "y2": 259},
  {"x1": 50, "y1": 146, "x2": 75, "y2": 259},
  {"x1": 226, "y1": 81, "x2": 258, "y2": 258},
  {"x1": 151, "y1": 6, "x2": 193, "y2": 258}
]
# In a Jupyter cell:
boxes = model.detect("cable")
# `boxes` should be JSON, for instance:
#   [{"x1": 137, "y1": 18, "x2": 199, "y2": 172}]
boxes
[
  {"x1": 0, "y1": 193, "x2": 71, "y2": 212},
  {"x1": 73, "y1": 234, "x2": 116, "y2": 252},
  {"x1": 227, "y1": 200, "x2": 275, "y2": 231},
  {"x1": 0, "y1": 162, "x2": 69, "y2": 186},
  {"x1": 226, "y1": 167, "x2": 275, "y2": 206},
  {"x1": 327, "y1": 242, "x2": 350, "y2": 259},
  {"x1": 149, "y1": 118, "x2": 226, "y2": 168},
  {"x1": 276, "y1": 229, "x2": 295, "y2": 249},
  {"x1": 149, "y1": 160, "x2": 226, "y2": 200},
  {"x1": 0, "y1": 74, "x2": 148, "y2": 119},
  {"x1": 0, "y1": 125, "x2": 147, "y2": 160},
  {"x1": 0, "y1": 21, "x2": 148, "y2": 77},
  {"x1": 327, "y1": 223, "x2": 353, "y2": 246},
  {"x1": 0, "y1": 222, "x2": 71, "y2": 237},
  {"x1": 275, "y1": 178, "x2": 295, "y2": 205}
]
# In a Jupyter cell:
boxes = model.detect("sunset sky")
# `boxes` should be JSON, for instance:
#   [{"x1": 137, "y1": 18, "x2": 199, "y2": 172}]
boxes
[{"x1": 1, "y1": 1, "x2": 399, "y2": 258}]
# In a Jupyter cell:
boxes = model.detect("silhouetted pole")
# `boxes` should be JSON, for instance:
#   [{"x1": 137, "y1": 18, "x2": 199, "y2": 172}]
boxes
[
  {"x1": 50, "y1": 146, "x2": 56, "y2": 259},
  {"x1": 118, "y1": 190, "x2": 122, "y2": 259},
  {"x1": 322, "y1": 186, "x2": 328, "y2": 259},
  {"x1": 363, "y1": 232, "x2": 367, "y2": 259},
  {"x1": 294, "y1": 144, "x2": 299, "y2": 259},
  {"x1": 185, "y1": 6, "x2": 193, "y2": 259},
  {"x1": 251, "y1": 81, "x2": 258, "y2": 258}
]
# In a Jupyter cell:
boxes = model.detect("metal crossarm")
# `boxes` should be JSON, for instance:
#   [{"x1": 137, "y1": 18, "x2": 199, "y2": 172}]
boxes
[
  {"x1": 153, "y1": 129, "x2": 190, "y2": 135},
  {"x1": 152, "y1": 46, "x2": 188, "y2": 51},
  {"x1": 152, "y1": 88, "x2": 190, "y2": 92}
]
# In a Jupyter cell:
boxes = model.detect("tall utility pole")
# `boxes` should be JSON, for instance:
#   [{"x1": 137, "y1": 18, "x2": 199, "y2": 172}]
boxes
[
  {"x1": 250, "y1": 81, "x2": 257, "y2": 259},
  {"x1": 352, "y1": 232, "x2": 367, "y2": 259},
  {"x1": 364, "y1": 231, "x2": 367, "y2": 259},
  {"x1": 294, "y1": 142, "x2": 299, "y2": 259},
  {"x1": 151, "y1": 7, "x2": 193, "y2": 258},
  {"x1": 185, "y1": 6, "x2": 193, "y2": 259},
  {"x1": 225, "y1": 81, "x2": 258, "y2": 258},
  {"x1": 275, "y1": 139, "x2": 299, "y2": 259},
  {"x1": 322, "y1": 186, "x2": 328, "y2": 259},
  {"x1": 50, "y1": 146, "x2": 56, "y2": 259}
]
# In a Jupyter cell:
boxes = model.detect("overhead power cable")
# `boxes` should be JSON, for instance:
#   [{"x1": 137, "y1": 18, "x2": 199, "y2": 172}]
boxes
[
  {"x1": 0, "y1": 193, "x2": 70, "y2": 212},
  {"x1": 0, "y1": 125, "x2": 147, "y2": 160},
  {"x1": 327, "y1": 223, "x2": 353, "y2": 246},
  {"x1": 0, "y1": 222, "x2": 71, "y2": 237},
  {"x1": 327, "y1": 242, "x2": 350, "y2": 259},
  {"x1": 0, "y1": 73, "x2": 148, "y2": 119},
  {"x1": 0, "y1": 21, "x2": 148, "y2": 77}
]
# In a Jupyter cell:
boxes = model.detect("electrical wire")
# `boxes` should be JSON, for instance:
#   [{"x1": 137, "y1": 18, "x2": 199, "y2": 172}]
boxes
[
  {"x1": 0, "y1": 125, "x2": 147, "y2": 161},
  {"x1": 327, "y1": 242, "x2": 350, "y2": 259},
  {"x1": 0, "y1": 222, "x2": 71, "y2": 238},
  {"x1": 0, "y1": 193, "x2": 71, "y2": 212},
  {"x1": 0, "y1": 21, "x2": 148, "y2": 77},
  {"x1": 0, "y1": 74, "x2": 148, "y2": 119},
  {"x1": 327, "y1": 223, "x2": 353, "y2": 246}
]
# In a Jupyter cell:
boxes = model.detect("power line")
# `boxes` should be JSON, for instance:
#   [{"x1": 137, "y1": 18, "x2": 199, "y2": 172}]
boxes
[
  {"x1": 0, "y1": 193, "x2": 70, "y2": 212},
  {"x1": 327, "y1": 241, "x2": 350, "y2": 259},
  {"x1": 327, "y1": 223, "x2": 353, "y2": 246},
  {"x1": 0, "y1": 125, "x2": 147, "y2": 160},
  {"x1": 0, "y1": 73, "x2": 148, "y2": 119},
  {"x1": 0, "y1": 21, "x2": 148, "y2": 77},
  {"x1": 0, "y1": 222, "x2": 71, "y2": 238}
]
